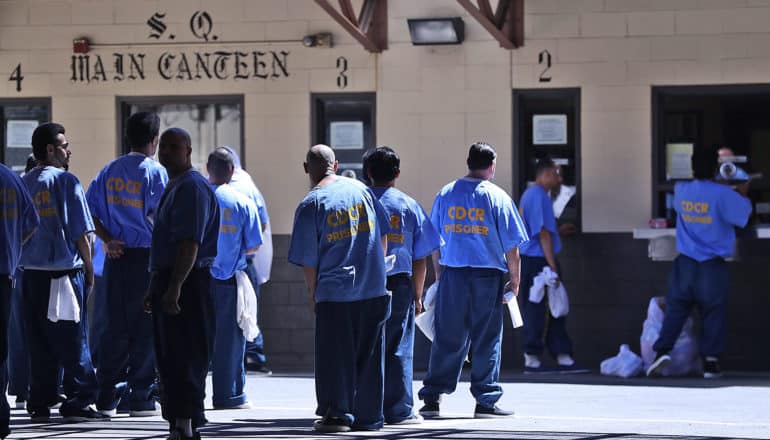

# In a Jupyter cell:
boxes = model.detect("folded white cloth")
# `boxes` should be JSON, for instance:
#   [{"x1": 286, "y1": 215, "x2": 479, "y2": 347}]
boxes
[
  {"x1": 235, "y1": 270, "x2": 260, "y2": 342},
  {"x1": 529, "y1": 266, "x2": 569, "y2": 318},
  {"x1": 47, "y1": 275, "x2": 80, "y2": 323},
  {"x1": 504, "y1": 291, "x2": 524, "y2": 328},
  {"x1": 252, "y1": 222, "x2": 273, "y2": 286}
]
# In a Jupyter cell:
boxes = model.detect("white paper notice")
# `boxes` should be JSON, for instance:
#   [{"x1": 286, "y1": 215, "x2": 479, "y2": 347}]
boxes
[
  {"x1": 330, "y1": 121, "x2": 364, "y2": 150},
  {"x1": 6, "y1": 120, "x2": 38, "y2": 148},
  {"x1": 533, "y1": 114, "x2": 568, "y2": 145}
]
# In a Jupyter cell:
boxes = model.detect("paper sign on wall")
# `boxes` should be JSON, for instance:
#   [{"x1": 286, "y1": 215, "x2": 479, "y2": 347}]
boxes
[
  {"x1": 330, "y1": 121, "x2": 364, "y2": 150},
  {"x1": 6, "y1": 120, "x2": 38, "y2": 148},
  {"x1": 533, "y1": 114, "x2": 567, "y2": 145},
  {"x1": 666, "y1": 143, "x2": 693, "y2": 180}
]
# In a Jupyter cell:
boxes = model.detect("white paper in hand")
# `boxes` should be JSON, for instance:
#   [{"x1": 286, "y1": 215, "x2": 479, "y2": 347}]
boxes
[
  {"x1": 423, "y1": 282, "x2": 438, "y2": 310},
  {"x1": 47, "y1": 275, "x2": 80, "y2": 323},
  {"x1": 415, "y1": 307, "x2": 435, "y2": 341},
  {"x1": 504, "y1": 291, "x2": 524, "y2": 328}
]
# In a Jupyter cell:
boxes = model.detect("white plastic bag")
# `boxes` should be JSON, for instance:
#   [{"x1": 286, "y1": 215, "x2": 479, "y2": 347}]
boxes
[
  {"x1": 600, "y1": 344, "x2": 644, "y2": 378},
  {"x1": 423, "y1": 282, "x2": 438, "y2": 310},
  {"x1": 47, "y1": 276, "x2": 80, "y2": 323},
  {"x1": 548, "y1": 284, "x2": 569, "y2": 318},
  {"x1": 640, "y1": 297, "x2": 701, "y2": 376},
  {"x1": 415, "y1": 307, "x2": 435, "y2": 341},
  {"x1": 504, "y1": 291, "x2": 524, "y2": 328}
]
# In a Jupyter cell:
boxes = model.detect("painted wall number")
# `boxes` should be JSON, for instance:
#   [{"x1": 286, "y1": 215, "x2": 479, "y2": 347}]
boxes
[
  {"x1": 337, "y1": 56, "x2": 348, "y2": 89},
  {"x1": 9, "y1": 63, "x2": 23, "y2": 92},
  {"x1": 538, "y1": 50, "x2": 552, "y2": 83}
]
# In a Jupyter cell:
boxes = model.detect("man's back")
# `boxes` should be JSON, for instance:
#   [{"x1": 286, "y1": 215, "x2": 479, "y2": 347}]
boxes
[
  {"x1": 0, "y1": 164, "x2": 38, "y2": 275},
  {"x1": 21, "y1": 166, "x2": 93, "y2": 270},
  {"x1": 289, "y1": 177, "x2": 389, "y2": 303},
  {"x1": 87, "y1": 154, "x2": 167, "y2": 247},
  {"x1": 211, "y1": 184, "x2": 262, "y2": 280},
  {"x1": 431, "y1": 178, "x2": 527, "y2": 272},
  {"x1": 674, "y1": 180, "x2": 752, "y2": 261}
]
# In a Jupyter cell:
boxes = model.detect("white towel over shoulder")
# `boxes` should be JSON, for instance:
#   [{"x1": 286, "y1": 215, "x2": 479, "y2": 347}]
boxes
[
  {"x1": 235, "y1": 270, "x2": 260, "y2": 342},
  {"x1": 47, "y1": 275, "x2": 80, "y2": 323}
]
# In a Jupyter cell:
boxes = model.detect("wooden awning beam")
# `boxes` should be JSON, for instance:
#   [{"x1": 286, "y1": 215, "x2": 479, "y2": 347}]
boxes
[
  {"x1": 314, "y1": 0, "x2": 388, "y2": 53},
  {"x1": 457, "y1": 0, "x2": 524, "y2": 49}
]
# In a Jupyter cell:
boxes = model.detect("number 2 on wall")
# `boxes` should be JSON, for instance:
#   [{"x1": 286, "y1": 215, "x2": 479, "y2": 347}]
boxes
[
  {"x1": 9, "y1": 63, "x2": 23, "y2": 92},
  {"x1": 538, "y1": 50, "x2": 552, "y2": 83}
]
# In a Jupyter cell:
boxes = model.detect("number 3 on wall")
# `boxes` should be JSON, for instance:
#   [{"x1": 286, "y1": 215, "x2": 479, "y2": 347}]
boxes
[
  {"x1": 538, "y1": 50, "x2": 552, "y2": 83},
  {"x1": 336, "y1": 57, "x2": 348, "y2": 89},
  {"x1": 9, "y1": 64, "x2": 23, "y2": 92}
]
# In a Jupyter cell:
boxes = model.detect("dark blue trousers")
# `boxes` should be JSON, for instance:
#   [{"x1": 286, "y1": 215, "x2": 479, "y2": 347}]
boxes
[
  {"x1": 315, "y1": 294, "x2": 390, "y2": 430},
  {"x1": 418, "y1": 267, "x2": 505, "y2": 408},
  {"x1": 95, "y1": 249, "x2": 156, "y2": 412},
  {"x1": 520, "y1": 256, "x2": 573, "y2": 357},
  {"x1": 211, "y1": 277, "x2": 247, "y2": 408},
  {"x1": 653, "y1": 255, "x2": 729, "y2": 358},
  {"x1": 22, "y1": 269, "x2": 97, "y2": 413},
  {"x1": 383, "y1": 274, "x2": 416, "y2": 424},
  {"x1": 243, "y1": 259, "x2": 266, "y2": 367},
  {"x1": 8, "y1": 268, "x2": 28, "y2": 401},
  {"x1": 151, "y1": 268, "x2": 214, "y2": 429},
  {"x1": 0, "y1": 275, "x2": 13, "y2": 438}
]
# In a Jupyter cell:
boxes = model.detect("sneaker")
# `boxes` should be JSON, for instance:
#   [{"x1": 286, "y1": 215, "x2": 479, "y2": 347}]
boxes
[
  {"x1": 130, "y1": 403, "x2": 161, "y2": 417},
  {"x1": 523, "y1": 365, "x2": 551, "y2": 374},
  {"x1": 703, "y1": 358, "x2": 723, "y2": 379},
  {"x1": 14, "y1": 397, "x2": 26, "y2": 410},
  {"x1": 313, "y1": 416, "x2": 351, "y2": 433},
  {"x1": 29, "y1": 408, "x2": 51, "y2": 423},
  {"x1": 59, "y1": 405, "x2": 111, "y2": 422},
  {"x1": 419, "y1": 402, "x2": 440, "y2": 418},
  {"x1": 474, "y1": 404, "x2": 514, "y2": 418},
  {"x1": 97, "y1": 408, "x2": 117, "y2": 417},
  {"x1": 388, "y1": 414, "x2": 423, "y2": 425},
  {"x1": 557, "y1": 363, "x2": 591, "y2": 374},
  {"x1": 646, "y1": 353, "x2": 671, "y2": 377}
]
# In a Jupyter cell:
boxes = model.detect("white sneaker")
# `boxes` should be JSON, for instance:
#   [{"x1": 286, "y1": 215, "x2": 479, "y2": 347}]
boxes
[
  {"x1": 97, "y1": 408, "x2": 117, "y2": 417},
  {"x1": 390, "y1": 414, "x2": 423, "y2": 425},
  {"x1": 130, "y1": 404, "x2": 160, "y2": 417}
]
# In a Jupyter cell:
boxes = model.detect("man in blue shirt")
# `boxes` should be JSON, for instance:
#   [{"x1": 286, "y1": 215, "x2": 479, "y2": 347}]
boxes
[
  {"x1": 519, "y1": 158, "x2": 586, "y2": 373},
  {"x1": 647, "y1": 148, "x2": 752, "y2": 379},
  {"x1": 207, "y1": 148, "x2": 263, "y2": 410},
  {"x1": 221, "y1": 146, "x2": 272, "y2": 376},
  {"x1": 289, "y1": 145, "x2": 391, "y2": 433},
  {"x1": 87, "y1": 112, "x2": 168, "y2": 417},
  {"x1": 145, "y1": 128, "x2": 219, "y2": 440},
  {"x1": 418, "y1": 143, "x2": 528, "y2": 419},
  {"x1": 20, "y1": 122, "x2": 106, "y2": 422},
  {"x1": 365, "y1": 147, "x2": 441, "y2": 425},
  {"x1": 0, "y1": 162, "x2": 39, "y2": 438}
]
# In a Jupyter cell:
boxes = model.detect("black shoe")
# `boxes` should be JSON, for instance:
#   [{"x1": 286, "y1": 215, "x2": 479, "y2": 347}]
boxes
[
  {"x1": 29, "y1": 408, "x2": 51, "y2": 423},
  {"x1": 419, "y1": 402, "x2": 440, "y2": 418},
  {"x1": 313, "y1": 416, "x2": 351, "y2": 433},
  {"x1": 59, "y1": 406, "x2": 111, "y2": 423},
  {"x1": 646, "y1": 353, "x2": 671, "y2": 377},
  {"x1": 245, "y1": 363, "x2": 272, "y2": 376},
  {"x1": 166, "y1": 429, "x2": 200, "y2": 440},
  {"x1": 703, "y1": 358, "x2": 723, "y2": 379},
  {"x1": 474, "y1": 404, "x2": 514, "y2": 418}
]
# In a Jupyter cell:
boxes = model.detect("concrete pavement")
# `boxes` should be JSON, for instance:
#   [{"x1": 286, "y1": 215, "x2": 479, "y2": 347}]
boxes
[{"x1": 6, "y1": 373, "x2": 770, "y2": 439}]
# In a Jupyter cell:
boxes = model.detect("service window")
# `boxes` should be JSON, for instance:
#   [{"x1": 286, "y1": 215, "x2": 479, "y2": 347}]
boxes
[
  {"x1": 117, "y1": 95, "x2": 244, "y2": 172},
  {"x1": 311, "y1": 93, "x2": 376, "y2": 181},
  {"x1": 0, "y1": 98, "x2": 51, "y2": 173}
]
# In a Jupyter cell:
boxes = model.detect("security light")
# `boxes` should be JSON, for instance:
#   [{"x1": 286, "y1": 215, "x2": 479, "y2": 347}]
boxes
[{"x1": 407, "y1": 17, "x2": 464, "y2": 46}]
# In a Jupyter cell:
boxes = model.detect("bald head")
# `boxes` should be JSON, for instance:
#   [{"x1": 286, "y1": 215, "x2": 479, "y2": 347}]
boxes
[
  {"x1": 159, "y1": 127, "x2": 193, "y2": 177},
  {"x1": 304, "y1": 144, "x2": 338, "y2": 186},
  {"x1": 162, "y1": 127, "x2": 191, "y2": 148}
]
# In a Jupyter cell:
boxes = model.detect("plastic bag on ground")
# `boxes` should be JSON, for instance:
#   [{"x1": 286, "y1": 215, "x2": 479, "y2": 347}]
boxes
[
  {"x1": 640, "y1": 296, "x2": 702, "y2": 376},
  {"x1": 600, "y1": 344, "x2": 644, "y2": 378}
]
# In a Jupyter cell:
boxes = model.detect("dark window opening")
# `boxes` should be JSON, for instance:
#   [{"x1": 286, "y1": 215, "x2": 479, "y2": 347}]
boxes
[{"x1": 0, "y1": 98, "x2": 51, "y2": 173}]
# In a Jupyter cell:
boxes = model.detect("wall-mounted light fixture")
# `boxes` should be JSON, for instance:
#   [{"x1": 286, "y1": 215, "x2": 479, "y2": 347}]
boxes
[
  {"x1": 407, "y1": 17, "x2": 464, "y2": 46},
  {"x1": 302, "y1": 33, "x2": 333, "y2": 48}
]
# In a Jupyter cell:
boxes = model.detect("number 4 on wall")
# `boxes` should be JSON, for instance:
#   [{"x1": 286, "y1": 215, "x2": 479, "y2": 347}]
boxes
[{"x1": 9, "y1": 64, "x2": 23, "y2": 92}]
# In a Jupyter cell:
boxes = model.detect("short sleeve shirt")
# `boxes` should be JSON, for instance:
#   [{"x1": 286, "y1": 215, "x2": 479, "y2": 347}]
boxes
[
  {"x1": 371, "y1": 186, "x2": 441, "y2": 276},
  {"x1": 150, "y1": 169, "x2": 220, "y2": 270},
  {"x1": 21, "y1": 166, "x2": 94, "y2": 270},
  {"x1": 674, "y1": 180, "x2": 752, "y2": 261},
  {"x1": 519, "y1": 185, "x2": 562, "y2": 257},
  {"x1": 288, "y1": 177, "x2": 390, "y2": 303},
  {"x1": 86, "y1": 153, "x2": 168, "y2": 248},
  {"x1": 210, "y1": 184, "x2": 263, "y2": 280},
  {"x1": 430, "y1": 178, "x2": 529, "y2": 272},
  {"x1": 0, "y1": 164, "x2": 39, "y2": 275}
]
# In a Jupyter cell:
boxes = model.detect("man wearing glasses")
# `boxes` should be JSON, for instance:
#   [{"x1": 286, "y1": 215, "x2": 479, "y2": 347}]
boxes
[{"x1": 20, "y1": 123, "x2": 106, "y2": 422}]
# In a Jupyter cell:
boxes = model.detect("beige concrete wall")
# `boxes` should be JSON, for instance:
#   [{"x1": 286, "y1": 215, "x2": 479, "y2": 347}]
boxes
[{"x1": 3, "y1": 0, "x2": 770, "y2": 232}]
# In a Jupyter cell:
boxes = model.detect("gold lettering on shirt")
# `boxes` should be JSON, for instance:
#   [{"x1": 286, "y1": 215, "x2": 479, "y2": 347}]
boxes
[
  {"x1": 325, "y1": 203, "x2": 372, "y2": 242},
  {"x1": 680, "y1": 200, "x2": 712, "y2": 224}
]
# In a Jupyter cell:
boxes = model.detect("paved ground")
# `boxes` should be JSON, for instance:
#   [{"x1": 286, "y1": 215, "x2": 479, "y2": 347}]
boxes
[{"x1": 6, "y1": 372, "x2": 770, "y2": 439}]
